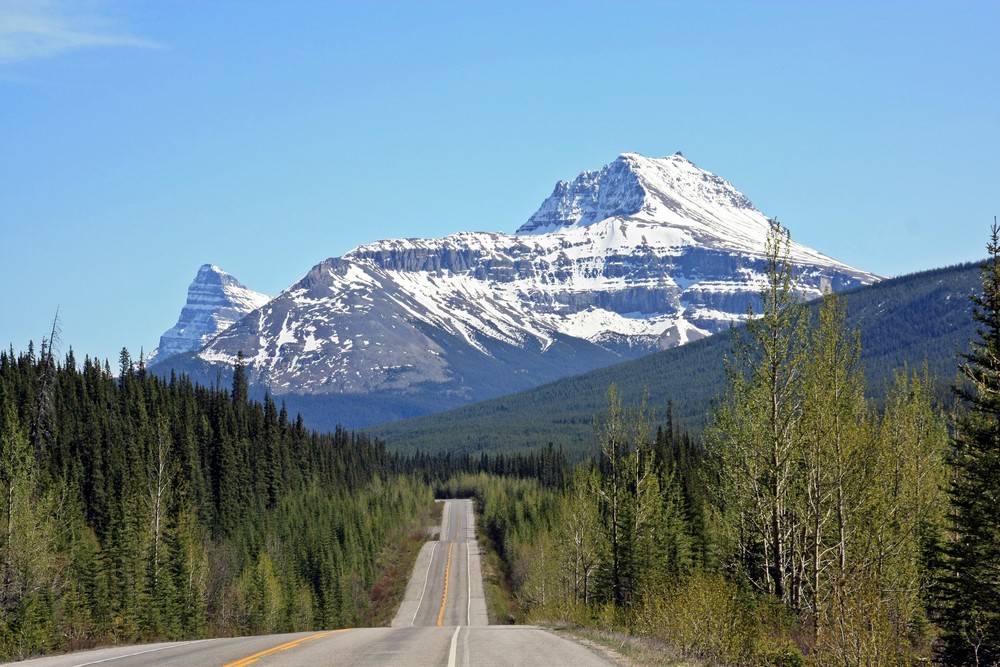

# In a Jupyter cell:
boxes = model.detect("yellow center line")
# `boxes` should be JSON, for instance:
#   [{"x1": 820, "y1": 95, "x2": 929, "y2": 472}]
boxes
[
  {"x1": 223, "y1": 629, "x2": 348, "y2": 667},
  {"x1": 437, "y1": 541, "x2": 455, "y2": 626}
]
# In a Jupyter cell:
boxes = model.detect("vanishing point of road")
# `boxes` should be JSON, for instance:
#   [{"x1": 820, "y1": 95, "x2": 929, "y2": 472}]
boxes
[{"x1": 11, "y1": 499, "x2": 618, "y2": 666}]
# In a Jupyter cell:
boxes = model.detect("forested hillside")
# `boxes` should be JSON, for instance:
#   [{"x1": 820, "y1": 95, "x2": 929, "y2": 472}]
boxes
[
  {"x1": 0, "y1": 344, "x2": 439, "y2": 660},
  {"x1": 374, "y1": 261, "x2": 980, "y2": 459}
]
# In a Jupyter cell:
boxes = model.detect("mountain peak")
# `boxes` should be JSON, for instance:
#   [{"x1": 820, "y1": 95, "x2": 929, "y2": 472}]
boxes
[
  {"x1": 516, "y1": 154, "x2": 645, "y2": 234},
  {"x1": 147, "y1": 265, "x2": 271, "y2": 364},
  {"x1": 195, "y1": 263, "x2": 242, "y2": 286},
  {"x1": 516, "y1": 152, "x2": 758, "y2": 237}
]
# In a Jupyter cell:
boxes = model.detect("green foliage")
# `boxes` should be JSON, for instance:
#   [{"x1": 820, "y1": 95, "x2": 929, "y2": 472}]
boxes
[
  {"x1": 647, "y1": 571, "x2": 758, "y2": 665},
  {"x1": 0, "y1": 403, "x2": 59, "y2": 658},
  {"x1": 712, "y1": 222, "x2": 809, "y2": 603},
  {"x1": 937, "y1": 221, "x2": 1000, "y2": 665},
  {"x1": 0, "y1": 344, "x2": 435, "y2": 660},
  {"x1": 376, "y1": 261, "x2": 980, "y2": 459},
  {"x1": 709, "y1": 224, "x2": 949, "y2": 662},
  {"x1": 474, "y1": 223, "x2": 954, "y2": 666}
]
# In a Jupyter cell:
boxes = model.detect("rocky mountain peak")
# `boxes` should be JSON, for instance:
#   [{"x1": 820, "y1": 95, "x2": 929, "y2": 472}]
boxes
[
  {"x1": 517, "y1": 154, "x2": 645, "y2": 234},
  {"x1": 516, "y1": 152, "x2": 759, "y2": 236},
  {"x1": 146, "y1": 264, "x2": 270, "y2": 364}
]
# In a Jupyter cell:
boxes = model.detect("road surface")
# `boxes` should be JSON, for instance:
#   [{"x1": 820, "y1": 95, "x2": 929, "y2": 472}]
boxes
[
  {"x1": 11, "y1": 499, "x2": 617, "y2": 666},
  {"x1": 392, "y1": 498, "x2": 489, "y2": 628}
]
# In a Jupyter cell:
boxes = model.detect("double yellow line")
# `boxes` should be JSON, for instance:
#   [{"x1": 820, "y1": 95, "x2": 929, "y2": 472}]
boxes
[
  {"x1": 435, "y1": 500, "x2": 463, "y2": 626},
  {"x1": 223, "y1": 629, "x2": 347, "y2": 667},
  {"x1": 436, "y1": 541, "x2": 455, "y2": 626}
]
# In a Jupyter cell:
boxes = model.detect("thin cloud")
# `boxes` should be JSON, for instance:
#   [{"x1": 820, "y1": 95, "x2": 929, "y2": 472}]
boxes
[{"x1": 0, "y1": 0, "x2": 162, "y2": 65}]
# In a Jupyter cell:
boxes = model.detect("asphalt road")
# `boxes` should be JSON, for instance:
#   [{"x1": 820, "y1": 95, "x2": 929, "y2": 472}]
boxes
[
  {"x1": 393, "y1": 498, "x2": 489, "y2": 628},
  {"x1": 10, "y1": 499, "x2": 617, "y2": 667}
]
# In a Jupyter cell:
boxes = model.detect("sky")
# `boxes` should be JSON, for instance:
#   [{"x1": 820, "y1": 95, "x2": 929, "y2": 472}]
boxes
[{"x1": 2, "y1": 0, "x2": 998, "y2": 367}]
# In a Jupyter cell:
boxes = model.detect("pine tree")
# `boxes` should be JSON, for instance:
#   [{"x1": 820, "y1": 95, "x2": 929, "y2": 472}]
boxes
[
  {"x1": 231, "y1": 351, "x2": 248, "y2": 408},
  {"x1": 0, "y1": 403, "x2": 58, "y2": 657},
  {"x1": 30, "y1": 312, "x2": 60, "y2": 469},
  {"x1": 594, "y1": 385, "x2": 639, "y2": 609},
  {"x1": 939, "y1": 219, "x2": 1000, "y2": 664}
]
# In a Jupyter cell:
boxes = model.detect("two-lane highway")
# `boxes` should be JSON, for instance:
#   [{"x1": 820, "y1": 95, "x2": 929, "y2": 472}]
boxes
[
  {"x1": 11, "y1": 499, "x2": 617, "y2": 666},
  {"x1": 394, "y1": 498, "x2": 488, "y2": 628}
]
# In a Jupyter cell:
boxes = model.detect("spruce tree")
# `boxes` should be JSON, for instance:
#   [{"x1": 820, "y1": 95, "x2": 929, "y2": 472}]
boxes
[
  {"x1": 939, "y1": 219, "x2": 1000, "y2": 664},
  {"x1": 231, "y1": 351, "x2": 248, "y2": 407}
]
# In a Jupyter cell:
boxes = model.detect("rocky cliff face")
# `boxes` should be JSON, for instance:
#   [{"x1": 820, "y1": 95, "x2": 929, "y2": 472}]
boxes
[
  {"x1": 518, "y1": 156, "x2": 649, "y2": 232},
  {"x1": 151, "y1": 153, "x2": 880, "y2": 426},
  {"x1": 147, "y1": 264, "x2": 270, "y2": 364}
]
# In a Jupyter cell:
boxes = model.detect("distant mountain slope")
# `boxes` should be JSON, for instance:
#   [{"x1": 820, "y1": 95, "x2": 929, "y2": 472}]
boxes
[
  {"x1": 372, "y1": 262, "x2": 980, "y2": 459},
  {"x1": 149, "y1": 153, "x2": 878, "y2": 429}
]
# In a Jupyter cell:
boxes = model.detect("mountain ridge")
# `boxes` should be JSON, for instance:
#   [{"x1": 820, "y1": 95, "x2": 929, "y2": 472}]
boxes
[
  {"x1": 148, "y1": 153, "x2": 879, "y2": 428},
  {"x1": 371, "y1": 261, "x2": 980, "y2": 458}
]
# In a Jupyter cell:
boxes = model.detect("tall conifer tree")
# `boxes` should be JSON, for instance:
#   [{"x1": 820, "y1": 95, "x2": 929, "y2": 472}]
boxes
[{"x1": 939, "y1": 219, "x2": 1000, "y2": 664}]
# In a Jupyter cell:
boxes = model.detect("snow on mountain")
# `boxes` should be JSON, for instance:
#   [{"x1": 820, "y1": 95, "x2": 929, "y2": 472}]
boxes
[
  {"x1": 519, "y1": 152, "x2": 831, "y2": 265},
  {"x1": 152, "y1": 153, "x2": 881, "y2": 426},
  {"x1": 147, "y1": 264, "x2": 271, "y2": 364}
]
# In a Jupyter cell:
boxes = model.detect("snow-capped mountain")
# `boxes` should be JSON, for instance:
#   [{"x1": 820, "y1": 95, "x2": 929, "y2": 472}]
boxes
[
  {"x1": 150, "y1": 153, "x2": 880, "y2": 427},
  {"x1": 146, "y1": 264, "x2": 270, "y2": 364},
  {"x1": 518, "y1": 152, "x2": 838, "y2": 263}
]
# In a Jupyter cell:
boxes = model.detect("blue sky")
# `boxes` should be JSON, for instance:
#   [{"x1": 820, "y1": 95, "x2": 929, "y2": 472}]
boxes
[{"x1": 2, "y1": 0, "x2": 998, "y2": 366}]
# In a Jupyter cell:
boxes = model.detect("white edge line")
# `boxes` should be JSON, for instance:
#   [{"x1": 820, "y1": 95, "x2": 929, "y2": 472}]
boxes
[
  {"x1": 466, "y1": 500, "x2": 472, "y2": 626},
  {"x1": 73, "y1": 640, "x2": 209, "y2": 666},
  {"x1": 412, "y1": 540, "x2": 439, "y2": 626},
  {"x1": 448, "y1": 625, "x2": 461, "y2": 667},
  {"x1": 466, "y1": 540, "x2": 472, "y2": 626}
]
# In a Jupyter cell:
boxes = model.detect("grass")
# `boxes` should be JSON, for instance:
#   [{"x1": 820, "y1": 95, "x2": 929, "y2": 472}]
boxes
[
  {"x1": 363, "y1": 500, "x2": 444, "y2": 627},
  {"x1": 548, "y1": 624, "x2": 706, "y2": 667}
]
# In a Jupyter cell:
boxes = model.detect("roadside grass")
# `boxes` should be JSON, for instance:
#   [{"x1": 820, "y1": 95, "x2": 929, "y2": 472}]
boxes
[
  {"x1": 473, "y1": 517, "x2": 698, "y2": 665},
  {"x1": 363, "y1": 500, "x2": 444, "y2": 627},
  {"x1": 480, "y1": 547, "x2": 520, "y2": 625},
  {"x1": 550, "y1": 625, "x2": 706, "y2": 667}
]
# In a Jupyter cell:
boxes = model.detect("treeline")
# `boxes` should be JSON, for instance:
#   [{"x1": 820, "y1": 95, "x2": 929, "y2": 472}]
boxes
[
  {"x1": 476, "y1": 224, "x2": 998, "y2": 665},
  {"x1": 0, "y1": 345, "x2": 435, "y2": 660},
  {"x1": 390, "y1": 443, "x2": 568, "y2": 489}
]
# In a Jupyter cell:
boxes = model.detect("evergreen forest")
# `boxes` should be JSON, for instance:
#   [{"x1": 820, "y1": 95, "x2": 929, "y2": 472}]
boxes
[{"x1": 0, "y1": 342, "x2": 561, "y2": 660}]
